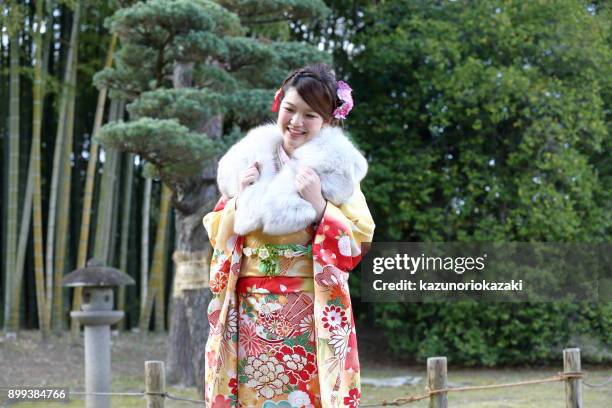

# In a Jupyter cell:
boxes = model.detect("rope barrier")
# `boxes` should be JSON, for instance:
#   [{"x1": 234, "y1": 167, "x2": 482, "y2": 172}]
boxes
[
  {"x1": 67, "y1": 390, "x2": 206, "y2": 404},
  {"x1": 70, "y1": 391, "x2": 145, "y2": 397},
  {"x1": 4, "y1": 371, "x2": 604, "y2": 407},
  {"x1": 361, "y1": 372, "x2": 586, "y2": 407},
  {"x1": 165, "y1": 393, "x2": 207, "y2": 403},
  {"x1": 583, "y1": 376, "x2": 612, "y2": 388}
]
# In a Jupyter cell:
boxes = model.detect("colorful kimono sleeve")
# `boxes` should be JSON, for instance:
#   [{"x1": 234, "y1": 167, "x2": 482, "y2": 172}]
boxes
[
  {"x1": 202, "y1": 196, "x2": 243, "y2": 406},
  {"x1": 311, "y1": 185, "x2": 373, "y2": 407},
  {"x1": 203, "y1": 196, "x2": 235, "y2": 248},
  {"x1": 313, "y1": 184, "x2": 375, "y2": 272}
]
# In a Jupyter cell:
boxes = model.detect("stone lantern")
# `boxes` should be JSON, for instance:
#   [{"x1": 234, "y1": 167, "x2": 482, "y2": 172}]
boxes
[{"x1": 62, "y1": 259, "x2": 135, "y2": 408}]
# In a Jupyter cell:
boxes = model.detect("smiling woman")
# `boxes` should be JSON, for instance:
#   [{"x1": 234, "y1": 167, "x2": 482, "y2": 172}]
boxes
[
  {"x1": 278, "y1": 90, "x2": 326, "y2": 155},
  {"x1": 275, "y1": 66, "x2": 339, "y2": 155},
  {"x1": 202, "y1": 63, "x2": 375, "y2": 408}
]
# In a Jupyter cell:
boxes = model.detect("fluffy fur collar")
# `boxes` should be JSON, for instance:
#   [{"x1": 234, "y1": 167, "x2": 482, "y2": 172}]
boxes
[{"x1": 216, "y1": 123, "x2": 368, "y2": 235}]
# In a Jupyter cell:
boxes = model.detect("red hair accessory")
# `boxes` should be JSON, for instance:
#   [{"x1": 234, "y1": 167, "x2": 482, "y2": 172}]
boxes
[{"x1": 271, "y1": 88, "x2": 284, "y2": 112}]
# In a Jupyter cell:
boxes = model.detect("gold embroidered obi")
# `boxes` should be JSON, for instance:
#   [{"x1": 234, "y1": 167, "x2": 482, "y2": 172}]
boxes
[{"x1": 239, "y1": 227, "x2": 314, "y2": 278}]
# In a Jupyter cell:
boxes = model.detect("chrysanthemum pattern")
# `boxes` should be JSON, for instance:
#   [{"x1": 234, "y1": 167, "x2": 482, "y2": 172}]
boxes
[
  {"x1": 298, "y1": 314, "x2": 315, "y2": 342},
  {"x1": 244, "y1": 353, "x2": 290, "y2": 399},
  {"x1": 239, "y1": 321, "x2": 265, "y2": 357},
  {"x1": 322, "y1": 305, "x2": 348, "y2": 329},
  {"x1": 224, "y1": 308, "x2": 238, "y2": 340},
  {"x1": 274, "y1": 345, "x2": 317, "y2": 386}
]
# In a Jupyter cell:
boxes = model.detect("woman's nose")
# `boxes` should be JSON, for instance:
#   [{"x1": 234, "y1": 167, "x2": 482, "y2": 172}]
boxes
[{"x1": 290, "y1": 114, "x2": 304, "y2": 126}]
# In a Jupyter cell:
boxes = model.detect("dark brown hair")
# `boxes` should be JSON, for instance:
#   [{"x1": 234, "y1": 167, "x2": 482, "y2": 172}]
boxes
[{"x1": 279, "y1": 63, "x2": 341, "y2": 126}]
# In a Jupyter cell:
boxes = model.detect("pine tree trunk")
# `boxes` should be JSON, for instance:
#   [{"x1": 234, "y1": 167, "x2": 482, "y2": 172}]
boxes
[
  {"x1": 3, "y1": 22, "x2": 20, "y2": 333},
  {"x1": 71, "y1": 33, "x2": 117, "y2": 336},
  {"x1": 166, "y1": 61, "x2": 219, "y2": 396}
]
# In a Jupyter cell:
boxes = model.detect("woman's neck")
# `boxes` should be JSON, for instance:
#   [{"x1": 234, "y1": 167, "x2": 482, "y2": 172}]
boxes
[{"x1": 278, "y1": 144, "x2": 292, "y2": 165}]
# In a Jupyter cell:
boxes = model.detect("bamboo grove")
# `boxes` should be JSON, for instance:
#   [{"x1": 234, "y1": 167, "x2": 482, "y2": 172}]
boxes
[
  {"x1": 1, "y1": 1, "x2": 164, "y2": 335},
  {"x1": 0, "y1": 0, "x2": 330, "y2": 335}
]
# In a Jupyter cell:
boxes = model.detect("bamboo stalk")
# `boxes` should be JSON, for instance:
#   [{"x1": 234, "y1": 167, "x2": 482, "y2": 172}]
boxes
[
  {"x1": 108, "y1": 100, "x2": 126, "y2": 269},
  {"x1": 93, "y1": 99, "x2": 121, "y2": 264},
  {"x1": 31, "y1": 0, "x2": 48, "y2": 338},
  {"x1": 3, "y1": 13, "x2": 21, "y2": 332},
  {"x1": 117, "y1": 153, "x2": 135, "y2": 330},
  {"x1": 53, "y1": 39, "x2": 79, "y2": 331},
  {"x1": 10, "y1": 161, "x2": 33, "y2": 331},
  {"x1": 10, "y1": 0, "x2": 53, "y2": 332},
  {"x1": 45, "y1": 1, "x2": 80, "y2": 330},
  {"x1": 155, "y1": 186, "x2": 172, "y2": 332},
  {"x1": 140, "y1": 184, "x2": 172, "y2": 332},
  {"x1": 71, "y1": 33, "x2": 118, "y2": 336},
  {"x1": 140, "y1": 176, "x2": 152, "y2": 315}
]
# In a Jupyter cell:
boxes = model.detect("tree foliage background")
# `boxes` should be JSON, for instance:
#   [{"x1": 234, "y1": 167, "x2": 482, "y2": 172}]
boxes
[
  {"x1": 342, "y1": 0, "x2": 611, "y2": 365},
  {"x1": 1, "y1": 0, "x2": 610, "y2": 366}
]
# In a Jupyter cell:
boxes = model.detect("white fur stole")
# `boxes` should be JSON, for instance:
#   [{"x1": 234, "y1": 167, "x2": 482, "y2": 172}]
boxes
[{"x1": 216, "y1": 123, "x2": 367, "y2": 235}]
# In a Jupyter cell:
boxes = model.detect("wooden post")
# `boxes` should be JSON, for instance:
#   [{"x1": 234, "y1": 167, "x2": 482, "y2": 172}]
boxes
[
  {"x1": 563, "y1": 348, "x2": 583, "y2": 408},
  {"x1": 145, "y1": 361, "x2": 165, "y2": 408},
  {"x1": 427, "y1": 357, "x2": 448, "y2": 408}
]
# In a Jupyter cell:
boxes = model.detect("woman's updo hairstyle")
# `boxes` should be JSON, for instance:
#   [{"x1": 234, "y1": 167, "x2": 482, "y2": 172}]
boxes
[{"x1": 278, "y1": 63, "x2": 341, "y2": 126}]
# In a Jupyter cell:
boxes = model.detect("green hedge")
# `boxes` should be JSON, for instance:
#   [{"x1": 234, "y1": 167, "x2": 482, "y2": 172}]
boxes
[{"x1": 371, "y1": 302, "x2": 612, "y2": 365}]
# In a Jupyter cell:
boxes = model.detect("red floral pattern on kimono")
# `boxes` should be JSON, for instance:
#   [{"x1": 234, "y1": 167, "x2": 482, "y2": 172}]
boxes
[
  {"x1": 234, "y1": 277, "x2": 320, "y2": 407},
  {"x1": 203, "y1": 186, "x2": 374, "y2": 408}
]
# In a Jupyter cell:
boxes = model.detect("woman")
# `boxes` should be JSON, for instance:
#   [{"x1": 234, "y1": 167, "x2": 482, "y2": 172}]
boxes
[{"x1": 203, "y1": 63, "x2": 374, "y2": 408}]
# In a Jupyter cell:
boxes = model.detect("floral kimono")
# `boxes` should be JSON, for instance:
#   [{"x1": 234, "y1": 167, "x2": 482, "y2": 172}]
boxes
[{"x1": 202, "y1": 124, "x2": 374, "y2": 408}]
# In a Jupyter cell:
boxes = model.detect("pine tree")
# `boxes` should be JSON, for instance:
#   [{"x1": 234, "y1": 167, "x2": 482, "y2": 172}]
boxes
[{"x1": 95, "y1": 0, "x2": 330, "y2": 392}]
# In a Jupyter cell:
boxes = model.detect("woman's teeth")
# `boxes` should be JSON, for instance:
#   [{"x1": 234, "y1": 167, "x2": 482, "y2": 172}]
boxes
[{"x1": 289, "y1": 129, "x2": 305, "y2": 136}]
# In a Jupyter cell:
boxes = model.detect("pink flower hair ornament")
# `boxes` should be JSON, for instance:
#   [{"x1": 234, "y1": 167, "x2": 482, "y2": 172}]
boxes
[
  {"x1": 333, "y1": 80, "x2": 353, "y2": 119},
  {"x1": 270, "y1": 80, "x2": 354, "y2": 120}
]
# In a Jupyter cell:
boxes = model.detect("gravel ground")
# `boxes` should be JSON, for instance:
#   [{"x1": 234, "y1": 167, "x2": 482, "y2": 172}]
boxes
[{"x1": 0, "y1": 330, "x2": 166, "y2": 389}]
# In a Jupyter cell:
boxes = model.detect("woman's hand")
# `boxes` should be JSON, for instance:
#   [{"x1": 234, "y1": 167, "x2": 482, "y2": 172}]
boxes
[
  {"x1": 236, "y1": 162, "x2": 260, "y2": 208},
  {"x1": 295, "y1": 167, "x2": 326, "y2": 222},
  {"x1": 238, "y1": 162, "x2": 260, "y2": 193}
]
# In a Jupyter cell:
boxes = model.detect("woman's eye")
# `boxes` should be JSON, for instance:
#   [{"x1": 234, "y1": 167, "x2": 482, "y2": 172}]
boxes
[
  {"x1": 284, "y1": 107, "x2": 294, "y2": 112},
  {"x1": 306, "y1": 114, "x2": 316, "y2": 118}
]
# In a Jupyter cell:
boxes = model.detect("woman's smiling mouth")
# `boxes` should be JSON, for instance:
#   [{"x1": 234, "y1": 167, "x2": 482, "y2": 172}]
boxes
[{"x1": 288, "y1": 128, "x2": 306, "y2": 138}]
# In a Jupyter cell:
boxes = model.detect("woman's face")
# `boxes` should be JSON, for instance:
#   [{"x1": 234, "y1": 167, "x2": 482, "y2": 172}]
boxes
[{"x1": 277, "y1": 87, "x2": 328, "y2": 155}]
